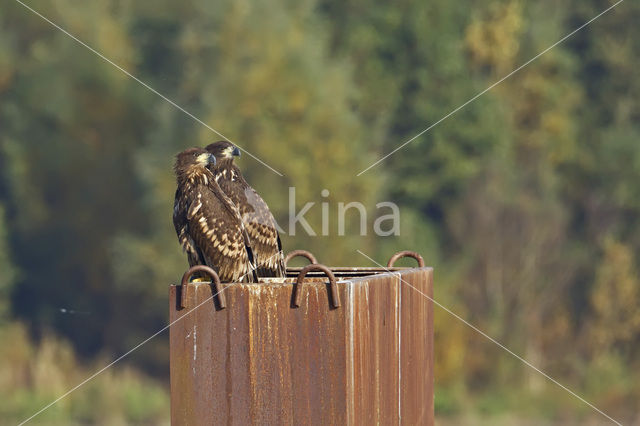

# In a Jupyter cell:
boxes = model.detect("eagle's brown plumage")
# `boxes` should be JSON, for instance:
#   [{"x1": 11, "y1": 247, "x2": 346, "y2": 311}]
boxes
[
  {"x1": 206, "y1": 141, "x2": 285, "y2": 277},
  {"x1": 173, "y1": 147, "x2": 257, "y2": 282}
]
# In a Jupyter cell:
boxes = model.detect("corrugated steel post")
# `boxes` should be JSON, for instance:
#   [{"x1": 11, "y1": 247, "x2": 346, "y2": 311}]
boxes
[{"x1": 169, "y1": 258, "x2": 433, "y2": 425}]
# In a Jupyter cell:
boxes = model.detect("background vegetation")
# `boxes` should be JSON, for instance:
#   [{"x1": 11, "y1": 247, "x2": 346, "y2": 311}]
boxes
[{"x1": 0, "y1": 0, "x2": 638, "y2": 423}]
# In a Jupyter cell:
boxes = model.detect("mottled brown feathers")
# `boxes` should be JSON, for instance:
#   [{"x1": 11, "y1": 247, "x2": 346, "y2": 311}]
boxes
[
  {"x1": 206, "y1": 141, "x2": 285, "y2": 277},
  {"x1": 173, "y1": 147, "x2": 257, "y2": 282}
]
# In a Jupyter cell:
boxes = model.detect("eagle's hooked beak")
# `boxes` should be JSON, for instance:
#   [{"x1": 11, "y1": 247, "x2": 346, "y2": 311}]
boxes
[
  {"x1": 209, "y1": 153, "x2": 217, "y2": 166},
  {"x1": 232, "y1": 146, "x2": 241, "y2": 157}
]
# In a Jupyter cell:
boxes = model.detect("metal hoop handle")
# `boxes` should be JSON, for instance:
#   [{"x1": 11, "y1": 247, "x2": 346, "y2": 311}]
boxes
[
  {"x1": 293, "y1": 264, "x2": 340, "y2": 309},
  {"x1": 284, "y1": 250, "x2": 318, "y2": 267},
  {"x1": 180, "y1": 265, "x2": 226, "y2": 309},
  {"x1": 386, "y1": 251, "x2": 425, "y2": 268}
]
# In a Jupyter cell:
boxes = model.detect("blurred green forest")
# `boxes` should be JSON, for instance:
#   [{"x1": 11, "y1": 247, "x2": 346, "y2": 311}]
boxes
[{"x1": 0, "y1": 0, "x2": 638, "y2": 423}]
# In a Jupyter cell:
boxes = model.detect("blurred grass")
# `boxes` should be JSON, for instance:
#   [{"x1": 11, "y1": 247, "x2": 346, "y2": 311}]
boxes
[
  {"x1": 0, "y1": 321, "x2": 169, "y2": 425},
  {"x1": 0, "y1": 319, "x2": 635, "y2": 424}
]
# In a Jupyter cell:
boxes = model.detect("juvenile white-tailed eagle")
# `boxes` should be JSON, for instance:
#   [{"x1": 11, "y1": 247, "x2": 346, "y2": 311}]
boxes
[
  {"x1": 173, "y1": 147, "x2": 257, "y2": 282},
  {"x1": 205, "y1": 141, "x2": 285, "y2": 277}
]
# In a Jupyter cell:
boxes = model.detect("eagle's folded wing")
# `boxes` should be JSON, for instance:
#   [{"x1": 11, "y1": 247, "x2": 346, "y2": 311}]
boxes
[
  {"x1": 173, "y1": 187, "x2": 204, "y2": 267},
  {"x1": 241, "y1": 187, "x2": 285, "y2": 276},
  {"x1": 187, "y1": 189, "x2": 253, "y2": 282}
]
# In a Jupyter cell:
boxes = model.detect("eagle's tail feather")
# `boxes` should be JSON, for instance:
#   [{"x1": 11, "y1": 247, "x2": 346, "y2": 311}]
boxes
[
  {"x1": 255, "y1": 251, "x2": 285, "y2": 278},
  {"x1": 245, "y1": 245, "x2": 259, "y2": 283}
]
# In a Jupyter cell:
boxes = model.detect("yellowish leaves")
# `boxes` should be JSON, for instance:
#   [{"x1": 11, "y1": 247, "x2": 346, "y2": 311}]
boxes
[
  {"x1": 96, "y1": 18, "x2": 136, "y2": 71},
  {"x1": 513, "y1": 70, "x2": 580, "y2": 164},
  {"x1": 588, "y1": 239, "x2": 640, "y2": 352},
  {"x1": 465, "y1": 1, "x2": 524, "y2": 75},
  {"x1": 0, "y1": 47, "x2": 13, "y2": 93},
  {"x1": 54, "y1": 0, "x2": 136, "y2": 71},
  {"x1": 434, "y1": 308, "x2": 468, "y2": 385}
]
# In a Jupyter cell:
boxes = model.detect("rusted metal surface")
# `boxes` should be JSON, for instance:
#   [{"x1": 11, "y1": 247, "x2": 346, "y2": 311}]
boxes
[
  {"x1": 293, "y1": 264, "x2": 340, "y2": 308},
  {"x1": 180, "y1": 265, "x2": 226, "y2": 309},
  {"x1": 387, "y1": 250, "x2": 425, "y2": 268},
  {"x1": 284, "y1": 249, "x2": 318, "y2": 267},
  {"x1": 170, "y1": 266, "x2": 433, "y2": 425}
]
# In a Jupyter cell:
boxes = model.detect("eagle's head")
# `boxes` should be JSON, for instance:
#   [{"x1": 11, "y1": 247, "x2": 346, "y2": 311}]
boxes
[
  {"x1": 205, "y1": 141, "x2": 241, "y2": 163},
  {"x1": 174, "y1": 147, "x2": 216, "y2": 182}
]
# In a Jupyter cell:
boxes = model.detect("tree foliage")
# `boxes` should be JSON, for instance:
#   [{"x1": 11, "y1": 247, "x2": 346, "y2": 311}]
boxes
[{"x1": 0, "y1": 0, "x2": 639, "y2": 422}]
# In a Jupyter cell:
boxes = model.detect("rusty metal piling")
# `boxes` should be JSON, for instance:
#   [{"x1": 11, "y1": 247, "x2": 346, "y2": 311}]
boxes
[{"x1": 169, "y1": 252, "x2": 434, "y2": 425}]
